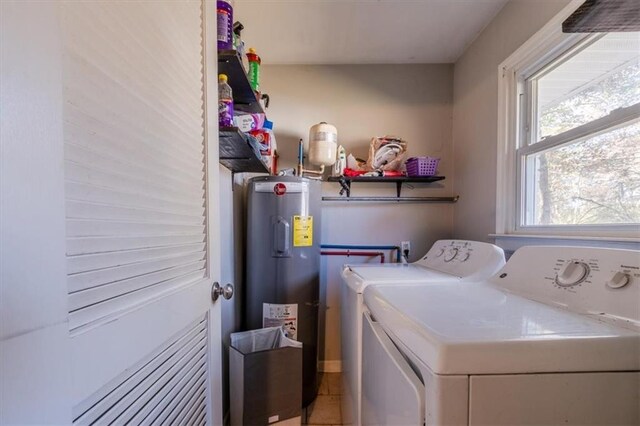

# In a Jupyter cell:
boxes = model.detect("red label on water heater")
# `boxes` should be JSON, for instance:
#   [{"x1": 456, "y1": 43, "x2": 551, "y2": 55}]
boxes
[{"x1": 274, "y1": 183, "x2": 286, "y2": 196}]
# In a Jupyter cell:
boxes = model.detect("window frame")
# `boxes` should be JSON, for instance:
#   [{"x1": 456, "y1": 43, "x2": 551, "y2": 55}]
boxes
[{"x1": 495, "y1": 0, "x2": 640, "y2": 243}]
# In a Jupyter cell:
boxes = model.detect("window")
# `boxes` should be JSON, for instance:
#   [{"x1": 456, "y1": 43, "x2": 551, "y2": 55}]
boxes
[
  {"x1": 497, "y1": 7, "x2": 640, "y2": 241},
  {"x1": 520, "y1": 33, "x2": 639, "y2": 229}
]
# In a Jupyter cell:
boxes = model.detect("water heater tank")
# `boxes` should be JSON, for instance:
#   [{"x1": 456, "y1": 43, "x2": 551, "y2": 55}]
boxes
[{"x1": 308, "y1": 122, "x2": 337, "y2": 166}]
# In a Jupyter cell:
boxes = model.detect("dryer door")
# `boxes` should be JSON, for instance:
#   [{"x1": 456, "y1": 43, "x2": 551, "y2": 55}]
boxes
[{"x1": 361, "y1": 311, "x2": 424, "y2": 426}]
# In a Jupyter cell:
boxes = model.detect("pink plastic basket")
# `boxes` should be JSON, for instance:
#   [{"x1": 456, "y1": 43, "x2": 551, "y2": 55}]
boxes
[{"x1": 405, "y1": 157, "x2": 440, "y2": 177}]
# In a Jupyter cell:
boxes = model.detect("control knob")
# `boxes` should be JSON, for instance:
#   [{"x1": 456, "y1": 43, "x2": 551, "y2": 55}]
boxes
[
  {"x1": 606, "y1": 272, "x2": 629, "y2": 289},
  {"x1": 555, "y1": 261, "x2": 589, "y2": 287},
  {"x1": 444, "y1": 248, "x2": 458, "y2": 262}
]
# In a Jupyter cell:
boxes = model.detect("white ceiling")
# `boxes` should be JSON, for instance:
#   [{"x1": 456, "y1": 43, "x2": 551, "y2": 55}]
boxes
[{"x1": 233, "y1": 0, "x2": 509, "y2": 64}]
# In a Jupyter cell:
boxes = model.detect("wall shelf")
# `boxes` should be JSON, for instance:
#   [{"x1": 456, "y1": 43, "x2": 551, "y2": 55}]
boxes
[
  {"x1": 327, "y1": 175, "x2": 445, "y2": 197},
  {"x1": 218, "y1": 50, "x2": 264, "y2": 114},
  {"x1": 219, "y1": 127, "x2": 268, "y2": 174},
  {"x1": 218, "y1": 50, "x2": 268, "y2": 173}
]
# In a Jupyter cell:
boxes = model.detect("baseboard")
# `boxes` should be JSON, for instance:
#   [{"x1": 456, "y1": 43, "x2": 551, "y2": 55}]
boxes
[{"x1": 318, "y1": 360, "x2": 342, "y2": 373}]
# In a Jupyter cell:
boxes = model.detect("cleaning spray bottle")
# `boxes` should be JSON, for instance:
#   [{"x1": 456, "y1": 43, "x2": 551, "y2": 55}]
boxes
[
  {"x1": 216, "y1": 1, "x2": 233, "y2": 51},
  {"x1": 233, "y1": 22, "x2": 246, "y2": 63},
  {"x1": 246, "y1": 48, "x2": 261, "y2": 92}
]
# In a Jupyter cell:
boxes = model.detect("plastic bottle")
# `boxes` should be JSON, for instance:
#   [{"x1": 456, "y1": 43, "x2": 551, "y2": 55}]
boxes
[
  {"x1": 233, "y1": 22, "x2": 245, "y2": 53},
  {"x1": 217, "y1": 1, "x2": 233, "y2": 51},
  {"x1": 247, "y1": 48, "x2": 261, "y2": 92},
  {"x1": 218, "y1": 74, "x2": 234, "y2": 127},
  {"x1": 333, "y1": 145, "x2": 346, "y2": 176},
  {"x1": 233, "y1": 22, "x2": 249, "y2": 70}
]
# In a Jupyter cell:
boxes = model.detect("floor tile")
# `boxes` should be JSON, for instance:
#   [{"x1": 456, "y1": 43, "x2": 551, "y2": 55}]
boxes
[
  {"x1": 305, "y1": 395, "x2": 342, "y2": 425},
  {"x1": 273, "y1": 416, "x2": 302, "y2": 425},
  {"x1": 326, "y1": 373, "x2": 342, "y2": 395},
  {"x1": 318, "y1": 374, "x2": 330, "y2": 395}
]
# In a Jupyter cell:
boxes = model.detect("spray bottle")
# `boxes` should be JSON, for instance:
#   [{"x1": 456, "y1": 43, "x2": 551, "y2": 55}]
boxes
[{"x1": 233, "y1": 21, "x2": 247, "y2": 68}]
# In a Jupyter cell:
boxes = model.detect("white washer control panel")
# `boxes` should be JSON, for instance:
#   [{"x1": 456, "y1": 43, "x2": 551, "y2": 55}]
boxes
[
  {"x1": 415, "y1": 240, "x2": 505, "y2": 280},
  {"x1": 444, "y1": 248, "x2": 458, "y2": 262},
  {"x1": 555, "y1": 261, "x2": 590, "y2": 287},
  {"x1": 492, "y1": 246, "x2": 640, "y2": 330},
  {"x1": 606, "y1": 272, "x2": 630, "y2": 289}
]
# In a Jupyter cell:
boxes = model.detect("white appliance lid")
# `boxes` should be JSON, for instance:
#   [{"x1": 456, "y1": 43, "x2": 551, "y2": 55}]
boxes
[
  {"x1": 342, "y1": 264, "x2": 458, "y2": 293},
  {"x1": 348, "y1": 264, "x2": 455, "y2": 282},
  {"x1": 364, "y1": 283, "x2": 640, "y2": 375}
]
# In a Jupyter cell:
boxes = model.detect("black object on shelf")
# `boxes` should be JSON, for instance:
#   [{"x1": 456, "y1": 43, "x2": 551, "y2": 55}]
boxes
[
  {"x1": 218, "y1": 50, "x2": 264, "y2": 114},
  {"x1": 327, "y1": 175, "x2": 445, "y2": 198},
  {"x1": 219, "y1": 127, "x2": 268, "y2": 174},
  {"x1": 563, "y1": 0, "x2": 640, "y2": 33}
]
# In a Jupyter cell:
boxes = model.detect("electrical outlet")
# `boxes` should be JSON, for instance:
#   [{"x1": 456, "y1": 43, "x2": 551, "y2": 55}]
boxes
[{"x1": 401, "y1": 240, "x2": 411, "y2": 254}]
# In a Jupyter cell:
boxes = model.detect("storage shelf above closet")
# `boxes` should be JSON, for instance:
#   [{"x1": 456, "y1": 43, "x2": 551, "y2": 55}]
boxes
[
  {"x1": 218, "y1": 50, "x2": 264, "y2": 114},
  {"x1": 219, "y1": 127, "x2": 269, "y2": 174},
  {"x1": 327, "y1": 175, "x2": 445, "y2": 198}
]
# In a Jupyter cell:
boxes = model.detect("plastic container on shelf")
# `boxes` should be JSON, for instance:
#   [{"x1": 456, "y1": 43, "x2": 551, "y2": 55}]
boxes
[
  {"x1": 232, "y1": 21, "x2": 247, "y2": 68},
  {"x1": 333, "y1": 145, "x2": 346, "y2": 176},
  {"x1": 217, "y1": 0, "x2": 233, "y2": 51},
  {"x1": 405, "y1": 156, "x2": 440, "y2": 177},
  {"x1": 218, "y1": 74, "x2": 234, "y2": 127},
  {"x1": 308, "y1": 122, "x2": 338, "y2": 167},
  {"x1": 246, "y1": 47, "x2": 261, "y2": 92}
]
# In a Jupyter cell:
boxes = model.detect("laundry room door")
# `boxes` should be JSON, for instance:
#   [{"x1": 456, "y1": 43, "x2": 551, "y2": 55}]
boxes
[{"x1": 1, "y1": 1, "x2": 223, "y2": 424}]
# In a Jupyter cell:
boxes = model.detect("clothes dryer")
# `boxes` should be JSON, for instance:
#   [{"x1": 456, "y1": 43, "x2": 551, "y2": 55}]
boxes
[{"x1": 340, "y1": 240, "x2": 505, "y2": 425}]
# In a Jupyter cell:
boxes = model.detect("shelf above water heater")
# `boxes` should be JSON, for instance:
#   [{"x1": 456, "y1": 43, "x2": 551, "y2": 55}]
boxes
[
  {"x1": 218, "y1": 50, "x2": 264, "y2": 114},
  {"x1": 219, "y1": 127, "x2": 269, "y2": 174},
  {"x1": 327, "y1": 175, "x2": 446, "y2": 198}
]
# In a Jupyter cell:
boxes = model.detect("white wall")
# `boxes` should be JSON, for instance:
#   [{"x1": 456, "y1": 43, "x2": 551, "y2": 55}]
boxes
[
  {"x1": 260, "y1": 64, "x2": 455, "y2": 364},
  {"x1": 452, "y1": 0, "x2": 571, "y2": 242}
]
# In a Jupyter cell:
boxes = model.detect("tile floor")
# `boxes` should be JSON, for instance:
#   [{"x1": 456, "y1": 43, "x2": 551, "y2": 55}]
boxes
[{"x1": 303, "y1": 373, "x2": 343, "y2": 425}]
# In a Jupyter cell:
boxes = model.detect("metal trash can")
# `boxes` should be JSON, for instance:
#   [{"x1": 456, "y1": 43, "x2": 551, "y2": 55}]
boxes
[{"x1": 230, "y1": 327, "x2": 303, "y2": 425}]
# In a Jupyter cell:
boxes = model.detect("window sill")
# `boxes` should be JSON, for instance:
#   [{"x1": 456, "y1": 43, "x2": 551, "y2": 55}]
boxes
[{"x1": 490, "y1": 233, "x2": 640, "y2": 254}]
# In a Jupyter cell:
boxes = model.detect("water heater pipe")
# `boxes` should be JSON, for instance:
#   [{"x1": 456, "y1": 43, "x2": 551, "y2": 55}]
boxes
[
  {"x1": 297, "y1": 138, "x2": 325, "y2": 178},
  {"x1": 320, "y1": 244, "x2": 401, "y2": 263},
  {"x1": 321, "y1": 250, "x2": 385, "y2": 263}
]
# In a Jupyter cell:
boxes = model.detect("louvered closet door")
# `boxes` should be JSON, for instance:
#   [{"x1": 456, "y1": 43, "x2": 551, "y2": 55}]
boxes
[{"x1": 62, "y1": 1, "x2": 220, "y2": 424}]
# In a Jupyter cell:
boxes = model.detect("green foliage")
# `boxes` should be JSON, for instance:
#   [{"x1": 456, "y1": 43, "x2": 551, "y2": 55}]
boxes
[{"x1": 530, "y1": 61, "x2": 640, "y2": 226}]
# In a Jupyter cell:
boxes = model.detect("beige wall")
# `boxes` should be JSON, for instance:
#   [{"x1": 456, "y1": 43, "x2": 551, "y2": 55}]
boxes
[
  {"x1": 452, "y1": 0, "x2": 571, "y2": 242},
  {"x1": 225, "y1": 0, "x2": 571, "y2": 367},
  {"x1": 261, "y1": 64, "x2": 455, "y2": 364}
]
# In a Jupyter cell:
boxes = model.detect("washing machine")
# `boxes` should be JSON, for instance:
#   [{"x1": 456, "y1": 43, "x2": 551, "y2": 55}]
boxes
[
  {"x1": 362, "y1": 246, "x2": 640, "y2": 425},
  {"x1": 340, "y1": 240, "x2": 505, "y2": 425}
]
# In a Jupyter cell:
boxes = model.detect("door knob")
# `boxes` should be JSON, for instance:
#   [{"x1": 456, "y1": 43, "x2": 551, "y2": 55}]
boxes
[{"x1": 211, "y1": 282, "x2": 234, "y2": 302}]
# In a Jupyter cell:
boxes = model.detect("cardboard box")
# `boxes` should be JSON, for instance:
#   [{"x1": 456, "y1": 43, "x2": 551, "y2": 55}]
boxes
[{"x1": 234, "y1": 112, "x2": 266, "y2": 132}]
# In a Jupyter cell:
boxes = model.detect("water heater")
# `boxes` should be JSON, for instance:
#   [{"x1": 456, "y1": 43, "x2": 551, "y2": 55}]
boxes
[{"x1": 244, "y1": 176, "x2": 322, "y2": 407}]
